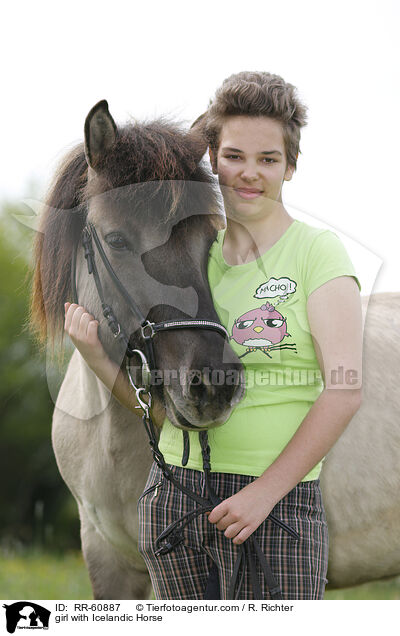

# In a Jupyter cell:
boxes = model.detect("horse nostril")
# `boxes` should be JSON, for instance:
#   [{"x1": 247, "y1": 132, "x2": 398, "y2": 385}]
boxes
[
  {"x1": 189, "y1": 381, "x2": 208, "y2": 405},
  {"x1": 187, "y1": 371, "x2": 215, "y2": 405},
  {"x1": 182, "y1": 366, "x2": 244, "y2": 411}
]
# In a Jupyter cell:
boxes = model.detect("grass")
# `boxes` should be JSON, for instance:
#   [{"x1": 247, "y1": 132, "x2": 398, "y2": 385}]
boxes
[
  {"x1": 325, "y1": 577, "x2": 400, "y2": 600},
  {"x1": 1, "y1": 549, "x2": 399, "y2": 600},
  {"x1": 0, "y1": 550, "x2": 92, "y2": 600}
]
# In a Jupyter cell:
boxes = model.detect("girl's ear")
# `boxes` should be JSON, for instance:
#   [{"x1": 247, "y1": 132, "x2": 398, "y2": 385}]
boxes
[
  {"x1": 284, "y1": 164, "x2": 295, "y2": 181},
  {"x1": 285, "y1": 155, "x2": 297, "y2": 181}
]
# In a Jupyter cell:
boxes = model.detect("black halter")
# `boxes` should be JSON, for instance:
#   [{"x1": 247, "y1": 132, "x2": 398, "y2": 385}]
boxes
[{"x1": 71, "y1": 221, "x2": 300, "y2": 600}]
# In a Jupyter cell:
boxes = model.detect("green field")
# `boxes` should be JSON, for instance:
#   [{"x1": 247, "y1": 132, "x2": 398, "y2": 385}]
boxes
[
  {"x1": 1, "y1": 550, "x2": 399, "y2": 600},
  {"x1": 0, "y1": 551, "x2": 92, "y2": 600}
]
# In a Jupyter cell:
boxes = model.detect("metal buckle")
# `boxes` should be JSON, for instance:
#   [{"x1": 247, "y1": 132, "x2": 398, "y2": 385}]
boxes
[
  {"x1": 141, "y1": 320, "x2": 156, "y2": 340},
  {"x1": 126, "y1": 350, "x2": 150, "y2": 384},
  {"x1": 126, "y1": 350, "x2": 152, "y2": 417},
  {"x1": 112, "y1": 323, "x2": 121, "y2": 338},
  {"x1": 135, "y1": 387, "x2": 152, "y2": 415}
]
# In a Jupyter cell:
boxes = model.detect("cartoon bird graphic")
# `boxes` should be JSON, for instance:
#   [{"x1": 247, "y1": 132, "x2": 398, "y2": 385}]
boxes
[{"x1": 231, "y1": 302, "x2": 297, "y2": 358}]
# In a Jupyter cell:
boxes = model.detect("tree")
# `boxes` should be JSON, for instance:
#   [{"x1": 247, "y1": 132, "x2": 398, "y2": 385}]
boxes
[{"x1": 0, "y1": 201, "x2": 79, "y2": 551}]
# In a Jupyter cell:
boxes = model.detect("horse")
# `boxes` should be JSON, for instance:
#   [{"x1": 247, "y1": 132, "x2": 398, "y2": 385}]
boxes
[
  {"x1": 29, "y1": 100, "x2": 244, "y2": 599},
  {"x1": 30, "y1": 101, "x2": 400, "y2": 598}
]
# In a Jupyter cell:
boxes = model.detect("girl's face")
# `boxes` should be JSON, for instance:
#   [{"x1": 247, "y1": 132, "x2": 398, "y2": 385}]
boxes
[{"x1": 209, "y1": 115, "x2": 295, "y2": 222}]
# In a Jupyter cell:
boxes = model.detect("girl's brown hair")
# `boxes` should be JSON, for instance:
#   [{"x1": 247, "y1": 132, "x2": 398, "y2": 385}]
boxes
[{"x1": 193, "y1": 71, "x2": 308, "y2": 169}]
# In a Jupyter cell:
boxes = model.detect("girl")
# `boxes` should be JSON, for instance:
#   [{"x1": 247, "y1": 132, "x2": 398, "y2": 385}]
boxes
[{"x1": 64, "y1": 71, "x2": 362, "y2": 600}]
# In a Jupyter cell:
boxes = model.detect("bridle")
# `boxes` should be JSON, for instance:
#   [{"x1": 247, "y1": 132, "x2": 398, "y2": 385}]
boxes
[
  {"x1": 72, "y1": 222, "x2": 230, "y2": 373},
  {"x1": 71, "y1": 220, "x2": 299, "y2": 600}
]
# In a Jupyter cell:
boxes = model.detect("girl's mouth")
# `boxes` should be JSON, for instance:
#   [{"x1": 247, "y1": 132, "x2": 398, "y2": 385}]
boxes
[{"x1": 234, "y1": 188, "x2": 263, "y2": 200}]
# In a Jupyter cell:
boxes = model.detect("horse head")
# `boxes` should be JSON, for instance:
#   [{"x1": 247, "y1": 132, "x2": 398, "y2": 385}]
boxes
[{"x1": 31, "y1": 100, "x2": 244, "y2": 430}]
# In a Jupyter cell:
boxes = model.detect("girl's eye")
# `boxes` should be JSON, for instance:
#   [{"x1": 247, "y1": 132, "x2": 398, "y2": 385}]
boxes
[
  {"x1": 262, "y1": 318, "x2": 284, "y2": 328},
  {"x1": 236, "y1": 319, "x2": 255, "y2": 329},
  {"x1": 224, "y1": 155, "x2": 276, "y2": 163},
  {"x1": 105, "y1": 233, "x2": 129, "y2": 250}
]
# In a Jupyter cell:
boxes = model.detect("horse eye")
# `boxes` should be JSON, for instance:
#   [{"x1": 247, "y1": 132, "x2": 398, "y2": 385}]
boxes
[
  {"x1": 105, "y1": 233, "x2": 129, "y2": 250},
  {"x1": 263, "y1": 318, "x2": 284, "y2": 328}
]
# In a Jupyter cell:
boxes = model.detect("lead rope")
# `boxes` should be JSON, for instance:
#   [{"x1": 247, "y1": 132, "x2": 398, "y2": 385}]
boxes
[
  {"x1": 198, "y1": 431, "x2": 293, "y2": 600},
  {"x1": 140, "y1": 402, "x2": 300, "y2": 599}
]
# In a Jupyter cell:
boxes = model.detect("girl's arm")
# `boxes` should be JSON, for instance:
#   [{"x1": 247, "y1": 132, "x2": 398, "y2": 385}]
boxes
[
  {"x1": 207, "y1": 275, "x2": 363, "y2": 544},
  {"x1": 64, "y1": 302, "x2": 143, "y2": 414}
]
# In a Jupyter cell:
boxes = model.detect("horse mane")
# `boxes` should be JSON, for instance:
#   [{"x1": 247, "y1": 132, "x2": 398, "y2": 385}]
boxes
[
  {"x1": 30, "y1": 117, "x2": 218, "y2": 355},
  {"x1": 30, "y1": 143, "x2": 87, "y2": 355}
]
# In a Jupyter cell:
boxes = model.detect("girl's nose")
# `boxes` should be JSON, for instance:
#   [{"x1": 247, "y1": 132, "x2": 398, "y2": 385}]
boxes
[{"x1": 240, "y1": 162, "x2": 259, "y2": 180}]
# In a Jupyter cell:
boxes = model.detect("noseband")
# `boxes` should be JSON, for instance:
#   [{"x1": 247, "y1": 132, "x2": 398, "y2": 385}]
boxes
[{"x1": 71, "y1": 221, "x2": 299, "y2": 600}]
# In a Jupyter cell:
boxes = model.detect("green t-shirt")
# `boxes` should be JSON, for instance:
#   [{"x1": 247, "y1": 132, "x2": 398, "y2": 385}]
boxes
[{"x1": 158, "y1": 219, "x2": 361, "y2": 480}]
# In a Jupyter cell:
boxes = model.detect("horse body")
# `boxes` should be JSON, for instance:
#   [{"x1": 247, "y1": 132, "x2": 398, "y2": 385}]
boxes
[
  {"x1": 321, "y1": 292, "x2": 400, "y2": 588},
  {"x1": 55, "y1": 292, "x2": 400, "y2": 596},
  {"x1": 54, "y1": 350, "x2": 154, "y2": 597}
]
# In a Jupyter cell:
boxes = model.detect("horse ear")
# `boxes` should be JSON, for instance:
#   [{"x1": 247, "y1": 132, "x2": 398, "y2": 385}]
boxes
[
  {"x1": 84, "y1": 100, "x2": 117, "y2": 169},
  {"x1": 187, "y1": 111, "x2": 208, "y2": 163}
]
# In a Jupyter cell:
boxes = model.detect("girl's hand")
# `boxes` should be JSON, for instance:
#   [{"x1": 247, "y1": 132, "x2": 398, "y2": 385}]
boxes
[
  {"x1": 64, "y1": 302, "x2": 107, "y2": 369},
  {"x1": 207, "y1": 479, "x2": 276, "y2": 545}
]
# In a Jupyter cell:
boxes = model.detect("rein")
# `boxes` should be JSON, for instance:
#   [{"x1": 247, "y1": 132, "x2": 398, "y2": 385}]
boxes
[{"x1": 71, "y1": 222, "x2": 300, "y2": 599}]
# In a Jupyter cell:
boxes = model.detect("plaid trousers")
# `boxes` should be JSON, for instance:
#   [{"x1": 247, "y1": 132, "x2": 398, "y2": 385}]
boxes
[{"x1": 138, "y1": 461, "x2": 329, "y2": 600}]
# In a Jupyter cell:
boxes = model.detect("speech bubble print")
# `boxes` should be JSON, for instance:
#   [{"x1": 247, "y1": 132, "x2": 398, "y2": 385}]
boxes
[{"x1": 254, "y1": 277, "x2": 297, "y2": 301}]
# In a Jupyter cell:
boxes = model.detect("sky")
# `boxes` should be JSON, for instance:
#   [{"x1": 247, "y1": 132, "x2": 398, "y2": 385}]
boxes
[{"x1": 1, "y1": 0, "x2": 399, "y2": 294}]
